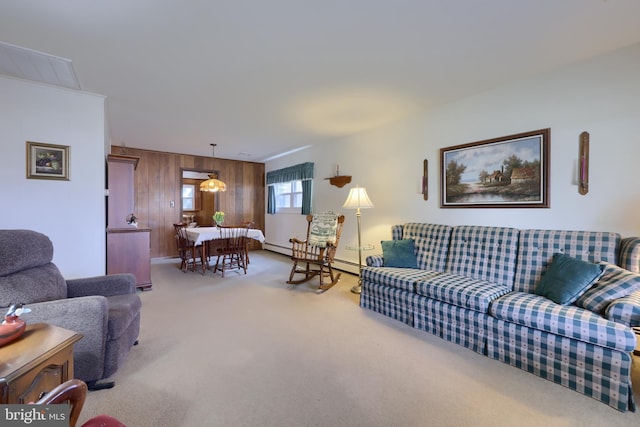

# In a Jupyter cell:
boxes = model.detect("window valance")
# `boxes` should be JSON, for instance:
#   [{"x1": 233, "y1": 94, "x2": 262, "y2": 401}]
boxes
[{"x1": 266, "y1": 162, "x2": 314, "y2": 185}]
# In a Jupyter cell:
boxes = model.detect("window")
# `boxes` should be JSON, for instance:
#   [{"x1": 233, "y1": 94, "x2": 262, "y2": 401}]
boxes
[
  {"x1": 182, "y1": 184, "x2": 195, "y2": 211},
  {"x1": 274, "y1": 180, "x2": 302, "y2": 212},
  {"x1": 266, "y1": 162, "x2": 313, "y2": 215}
]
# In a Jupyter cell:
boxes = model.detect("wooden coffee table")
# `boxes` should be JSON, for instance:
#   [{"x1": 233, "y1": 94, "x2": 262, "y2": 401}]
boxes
[{"x1": 0, "y1": 323, "x2": 82, "y2": 403}]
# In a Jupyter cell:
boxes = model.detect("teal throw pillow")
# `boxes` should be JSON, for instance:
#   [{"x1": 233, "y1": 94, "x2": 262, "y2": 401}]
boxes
[
  {"x1": 381, "y1": 239, "x2": 418, "y2": 268},
  {"x1": 535, "y1": 253, "x2": 605, "y2": 305}
]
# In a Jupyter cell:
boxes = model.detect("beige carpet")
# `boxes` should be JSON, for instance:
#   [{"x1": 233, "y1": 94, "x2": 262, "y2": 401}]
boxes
[{"x1": 79, "y1": 251, "x2": 640, "y2": 426}]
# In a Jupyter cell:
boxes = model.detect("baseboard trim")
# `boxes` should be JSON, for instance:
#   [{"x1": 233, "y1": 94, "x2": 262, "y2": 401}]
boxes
[{"x1": 263, "y1": 244, "x2": 360, "y2": 275}]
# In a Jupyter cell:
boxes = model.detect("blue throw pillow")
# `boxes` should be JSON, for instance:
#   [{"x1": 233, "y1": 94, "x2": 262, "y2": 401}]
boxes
[
  {"x1": 381, "y1": 239, "x2": 418, "y2": 268},
  {"x1": 535, "y1": 253, "x2": 605, "y2": 305}
]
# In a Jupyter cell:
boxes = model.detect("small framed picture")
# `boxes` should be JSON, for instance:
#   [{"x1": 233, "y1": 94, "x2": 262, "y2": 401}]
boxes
[{"x1": 26, "y1": 141, "x2": 70, "y2": 180}]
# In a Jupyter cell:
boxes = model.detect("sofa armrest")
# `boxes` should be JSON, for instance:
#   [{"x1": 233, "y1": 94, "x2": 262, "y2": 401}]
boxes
[
  {"x1": 66, "y1": 273, "x2": 136, "y2": 298},
  {"x1": 366, "y1": 254, "x2": 384, "y2": 267},
  {"x1": 23, "y1": 296, "x2": 109, "y2": 334},
  {"x1": 23, "y1": 296, "x2": 110, "y2": 383},
  {"x1": 605, "y1": 289, "x2": 640, "y2": 327},
  {"x1": 619, "y1": 237, "x2": 640, "y2": 273}
]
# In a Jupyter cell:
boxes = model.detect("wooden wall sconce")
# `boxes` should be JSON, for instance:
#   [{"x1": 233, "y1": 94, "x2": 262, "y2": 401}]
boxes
[
  {"x1": 579, "y1": 132, "x2": 589, "y2": 195},
  {"x1": 325, "y1": 164, "x2": 352, "y2": 188},
  {"x1": 326, "y1": 175, "x2": 352, "y2": 187},
  {"x1": 422, "y1": 159, "x2": 428, "y2": 200}
]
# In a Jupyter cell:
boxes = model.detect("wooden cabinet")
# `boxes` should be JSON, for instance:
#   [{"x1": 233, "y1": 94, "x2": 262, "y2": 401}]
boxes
[
  {"x1": 0, "y1": 323, "x2": 82, "y2": 404},
  {"x1": 107, "y1": 228, "x2": 151, "y2": 289},
  {"x1": 107, "y1": 154, "x2": 138, "y2": 229},
  {"x1": 106, "y1": 154, "x2": 152, "y2": 290}
]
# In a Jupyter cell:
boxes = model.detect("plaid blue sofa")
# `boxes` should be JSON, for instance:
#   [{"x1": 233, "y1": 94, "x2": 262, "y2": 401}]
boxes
[{"x1": 360, "y1": 223, "x2": 640, "y2": 412}]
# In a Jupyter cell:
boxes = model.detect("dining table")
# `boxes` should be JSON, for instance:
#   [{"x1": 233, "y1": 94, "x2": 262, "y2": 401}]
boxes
[{"x1": 185, "y1": 227, "x2": 266, "y2": 273}]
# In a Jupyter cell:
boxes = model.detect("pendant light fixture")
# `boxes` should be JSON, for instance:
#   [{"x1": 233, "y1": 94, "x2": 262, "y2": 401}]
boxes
[{"x1": 199, "y1": 144, "x2": 227, "y2": 192}]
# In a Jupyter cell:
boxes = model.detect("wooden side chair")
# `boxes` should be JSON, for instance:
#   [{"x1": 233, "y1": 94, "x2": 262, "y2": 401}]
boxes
[
  {"x1": 213, "y1": 225, "x2": 249, "y2": 277},
  {"x1": 287, "y1": 212, "x2": 345, "y2": 292},
  {"x1": 241, "y1": 220, "x2": 256, "y2": 264},
  {"x1": 173, "y1": 223, "x2": 205, "y2": 274},
  {"x1": 35, "y1": 379, "x2": 125, "y2": 427}
]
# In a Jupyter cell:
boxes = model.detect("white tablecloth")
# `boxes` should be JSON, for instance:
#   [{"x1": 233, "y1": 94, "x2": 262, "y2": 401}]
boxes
[{"x1": 186, "y1": 227, "x2": 265, "y2": 246}]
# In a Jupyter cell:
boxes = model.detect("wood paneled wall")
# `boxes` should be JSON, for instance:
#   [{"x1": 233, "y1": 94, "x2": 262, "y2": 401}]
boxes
[{"x1": 110, "y1": 146, "x2": 265, "y2": 258}]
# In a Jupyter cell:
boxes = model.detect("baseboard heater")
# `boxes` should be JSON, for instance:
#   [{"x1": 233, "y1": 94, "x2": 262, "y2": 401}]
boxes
[{"x1": 263, "y1": 243, "x2": 360, "y2": 275}]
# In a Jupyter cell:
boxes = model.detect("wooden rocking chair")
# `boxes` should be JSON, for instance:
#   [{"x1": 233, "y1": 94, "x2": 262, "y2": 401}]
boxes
[{"x1": 287, "y1": 212, "x2": 345, "y2": 292}]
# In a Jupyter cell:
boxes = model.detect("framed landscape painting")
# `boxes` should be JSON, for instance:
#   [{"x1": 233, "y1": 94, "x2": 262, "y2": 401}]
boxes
[
  {"x1": 440, "y1": 129, "x2": 549, "y2": 208},
  {"x1": 26, "y1": 141, "x2": 70, "y2": 180}
]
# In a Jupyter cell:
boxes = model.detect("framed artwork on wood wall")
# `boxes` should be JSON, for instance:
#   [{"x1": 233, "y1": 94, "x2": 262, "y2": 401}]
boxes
[
  {"x1": 440, "y1": 128, "x2": 549, "y2": 208},
  {"x1": 26, "y1": 141, "x2": 70, "y2": 181}
]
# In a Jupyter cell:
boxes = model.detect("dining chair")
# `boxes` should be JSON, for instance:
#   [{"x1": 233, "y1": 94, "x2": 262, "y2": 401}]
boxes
[
  {"x1": 173, "y1": 223, "x2": 205, "y2": 274},
  {"x1": 241, "y1": 220, "x2": 256, "y2": 264},
  {"x1": 35, "y1": 379, "x2": 126, "y2": 427},
  {"x1": 213, "y1": 225, "x2": 249, "y2": 277}
]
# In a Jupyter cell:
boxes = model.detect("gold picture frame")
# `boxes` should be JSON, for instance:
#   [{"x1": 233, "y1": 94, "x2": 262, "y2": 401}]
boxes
[{"x1": 26, "y1": 141, "x2": 70, "y2": 181}]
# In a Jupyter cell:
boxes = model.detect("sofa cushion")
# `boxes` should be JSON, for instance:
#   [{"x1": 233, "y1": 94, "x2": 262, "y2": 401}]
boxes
[
  {"x1": 0, "y1": 229, "x2": 54, "y2": 276},
  {"x1": 575, "y1": 262, "x2": 640, "y2": 314},
  {"x1": 401, "y1": 223, "x2": 453, "y2": 272},
  {"x1": 361, "y1": 267, "x2": 439, "y2": 292},
  {"x1": 0, "y1": 263, "x2": 67, "y2": 307},
  {"x1": 489, "y1": 291, "x2": 636, "y2": 352},
  {"x1": 445, "y1": 226, "x2": 519, "y2": 288},
  {"x1": 535, "y1": 253, "x2": 604, "y2": 305},
  {"x1": 381, "y1": 239, "x2": 418, "y2": 268},
  {"x1": 415, "y1": 273, "x2": 512, "y2": 313},
  {"x1": 514, "y1": 229, "x2": 619, "y2": 294}
]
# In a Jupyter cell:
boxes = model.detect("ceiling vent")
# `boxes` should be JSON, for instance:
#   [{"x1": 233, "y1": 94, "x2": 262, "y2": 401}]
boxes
[{"x1": 0, "y1": 42, "x2": 80, "y2": 90}]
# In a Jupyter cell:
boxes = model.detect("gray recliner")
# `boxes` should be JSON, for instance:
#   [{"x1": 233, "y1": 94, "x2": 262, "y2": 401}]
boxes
[{"x1": 0, "y1": 229, "x2": 141, "y2": 390}]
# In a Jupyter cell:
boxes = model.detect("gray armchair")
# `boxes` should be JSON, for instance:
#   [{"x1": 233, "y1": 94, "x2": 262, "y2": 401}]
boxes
[{"x1": 0, "y1": 229, "x2": 141, "y2": 390}]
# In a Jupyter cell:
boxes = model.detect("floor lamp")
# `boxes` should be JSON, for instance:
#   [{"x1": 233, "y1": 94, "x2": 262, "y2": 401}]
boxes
[{"x1": 343, "y1": 186, "x2": 374, "y2": 294}]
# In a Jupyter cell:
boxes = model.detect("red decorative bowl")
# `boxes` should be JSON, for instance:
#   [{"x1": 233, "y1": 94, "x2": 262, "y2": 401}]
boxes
[{"x1": 0, "y1": 315, "x2": 26, "y2": 347}]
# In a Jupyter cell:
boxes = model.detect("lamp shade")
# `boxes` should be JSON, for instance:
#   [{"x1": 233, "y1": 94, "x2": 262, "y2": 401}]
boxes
[
  {"x1": 343, "y1": 186, "x2": 374, "y2": 209},
  {"x1": 199, "y1": 174, "x2": 227, "y2": 192}
]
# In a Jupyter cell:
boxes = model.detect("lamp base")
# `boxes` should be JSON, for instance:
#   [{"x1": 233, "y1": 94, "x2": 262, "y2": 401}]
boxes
[{"x1": 350, "y1": 284, "x2": 362, "y2": 294}]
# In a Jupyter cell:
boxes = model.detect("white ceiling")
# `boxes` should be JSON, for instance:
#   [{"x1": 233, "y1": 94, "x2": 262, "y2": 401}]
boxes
[{"x1": 2, "y1": 1, "x2": 640, "y2": 162}]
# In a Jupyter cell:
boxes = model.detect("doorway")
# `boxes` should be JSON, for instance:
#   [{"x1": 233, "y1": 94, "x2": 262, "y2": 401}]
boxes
[{"x1": 181, "y1": 169, "x2": 221, "y2": 227}]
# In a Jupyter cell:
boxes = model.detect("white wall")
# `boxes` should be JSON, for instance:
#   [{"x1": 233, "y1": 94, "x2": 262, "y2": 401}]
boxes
[
  {"x1": 0, "y1": 76, "x2": 107, "y2": 278},
  {"x1": 266, "y1": 43, "x2": 640, "y2": 273}
]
